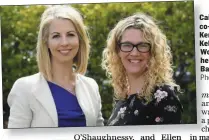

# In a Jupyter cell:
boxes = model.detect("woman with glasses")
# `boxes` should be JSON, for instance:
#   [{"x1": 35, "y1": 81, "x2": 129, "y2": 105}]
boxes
[{"x1": 102, "y1": 13, "x2": 183, "y2": 125}]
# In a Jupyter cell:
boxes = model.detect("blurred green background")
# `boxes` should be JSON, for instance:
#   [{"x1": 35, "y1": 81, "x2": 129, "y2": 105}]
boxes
[{"x1": 0, "y1": 1, "x2": 196, "y2": 128}]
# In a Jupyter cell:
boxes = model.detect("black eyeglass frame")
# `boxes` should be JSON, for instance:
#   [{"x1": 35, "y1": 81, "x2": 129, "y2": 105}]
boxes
[{"x1": 118, "y1": 42, "x2": 151, "y2": 53}]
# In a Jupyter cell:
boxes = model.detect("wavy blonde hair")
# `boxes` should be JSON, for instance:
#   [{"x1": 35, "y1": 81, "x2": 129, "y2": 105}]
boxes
[
  {"x1": 102, "y1": 13, "x2": 179, "y2": 101},
  {"x1": 36, "y1": 5, "x2": 90, "y2": 80}
]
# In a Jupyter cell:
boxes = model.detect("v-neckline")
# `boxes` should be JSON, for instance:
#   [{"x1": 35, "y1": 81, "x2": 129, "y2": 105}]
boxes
[{"x1": 47, "y1": 81, "x2": 76, "y2": 97}]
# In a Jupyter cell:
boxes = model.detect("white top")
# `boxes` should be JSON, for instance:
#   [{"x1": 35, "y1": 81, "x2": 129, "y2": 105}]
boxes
[{"x1": 7, "y1": 73, "x2": 104, "y2": 128}]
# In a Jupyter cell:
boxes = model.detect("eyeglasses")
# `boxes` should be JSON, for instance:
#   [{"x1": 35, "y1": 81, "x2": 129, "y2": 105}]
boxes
[{"x1": 118, "y1": 42, "x2": 151, "y2": 53}]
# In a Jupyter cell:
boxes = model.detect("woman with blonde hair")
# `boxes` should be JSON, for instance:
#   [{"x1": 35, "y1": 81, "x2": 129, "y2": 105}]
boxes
[
  {"x1": 102, "y1": 13, "x2": 183, "y2": 125},
  {"x1": 7, "y1": 5, "x2": 104, "y2": 128}
]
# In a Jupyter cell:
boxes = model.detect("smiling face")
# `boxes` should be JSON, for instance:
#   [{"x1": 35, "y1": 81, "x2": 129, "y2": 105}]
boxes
[
  {"x1": 118, "y1": 28, "x2": 151, "y2": 77},
  {"x1": 48, "y1": 18, "x2": 79, "y2": 64}
]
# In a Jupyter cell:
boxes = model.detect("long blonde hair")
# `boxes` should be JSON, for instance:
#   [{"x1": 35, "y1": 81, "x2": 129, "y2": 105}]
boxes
[
  {"x1": 102, "y1": 13, "x2": 179, "y2": 100},
  {"x1": 36, "y1": 5, "x2": 90, "y2": 80}
]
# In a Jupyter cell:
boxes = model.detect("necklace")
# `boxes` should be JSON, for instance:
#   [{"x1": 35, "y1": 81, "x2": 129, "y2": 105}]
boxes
[
  {"x1": 51, "y1": 74, "x2": 76, "y2": 95},
  {"x1": 136, "y1": 89, "x2": 141, "y2": 94},
  {"x1": 127, "y1": 85, "x2": 141, "y2": 95},
  {"x1": 67, "y1": 87, "x2": 75, "y2": 93},
  {"x1": 65, "y1": 82, "x2": 76, "y2": 95}
]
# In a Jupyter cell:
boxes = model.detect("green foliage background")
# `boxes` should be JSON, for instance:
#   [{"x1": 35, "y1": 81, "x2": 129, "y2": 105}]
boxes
[{"x1": 1, "y1": 1, "x2": 196, "y2": 126}]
